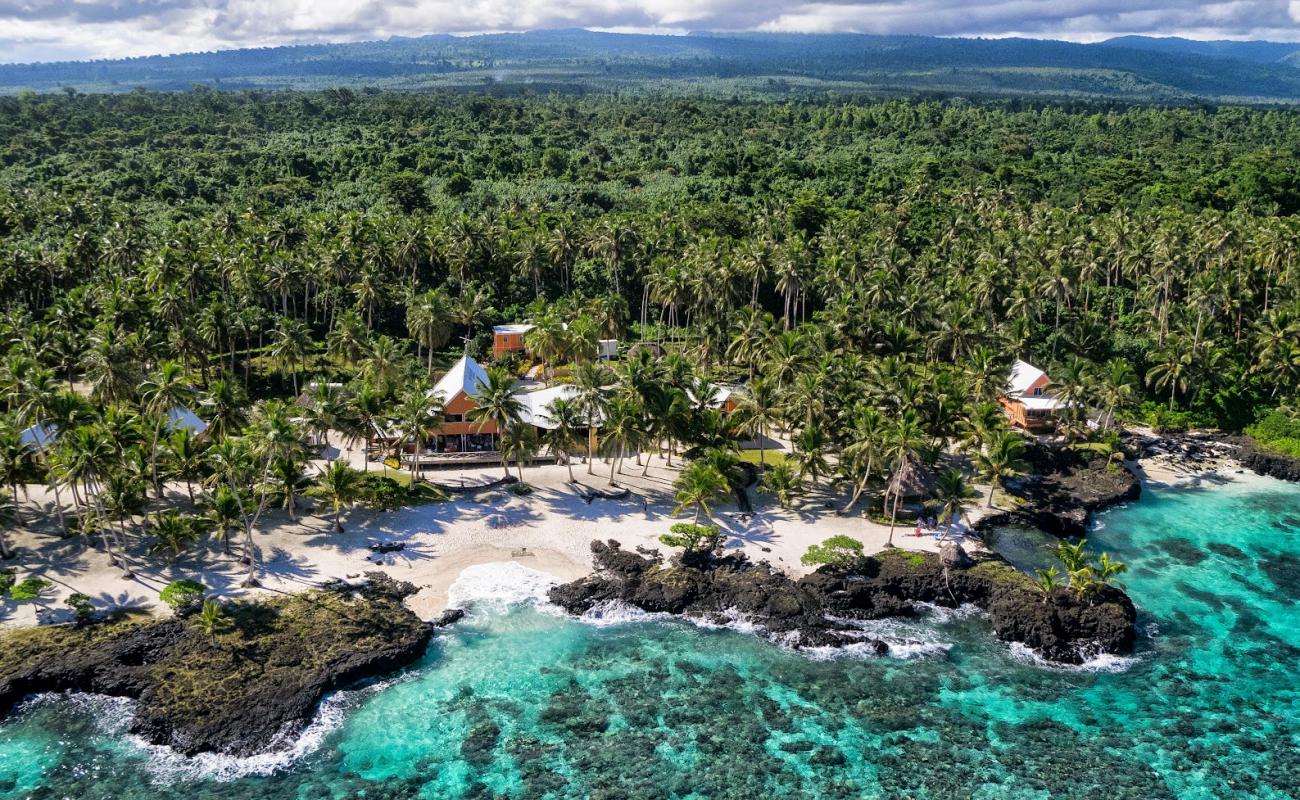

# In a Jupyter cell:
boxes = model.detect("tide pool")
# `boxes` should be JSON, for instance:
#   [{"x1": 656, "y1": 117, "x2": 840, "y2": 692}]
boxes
[{"x1": 1, "y1": 474, "x2": 1298, "y2": 799}]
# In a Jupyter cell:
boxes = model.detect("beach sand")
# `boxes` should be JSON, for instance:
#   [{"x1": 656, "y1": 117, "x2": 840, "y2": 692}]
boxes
[{"x1": 2, "y1": 453, "x2": 999, "y2": 628}]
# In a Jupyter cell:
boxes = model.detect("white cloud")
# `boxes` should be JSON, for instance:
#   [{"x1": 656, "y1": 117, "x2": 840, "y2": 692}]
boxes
[{"x1": 0, "y1": 0, "x2": 1297, "y2": 62}]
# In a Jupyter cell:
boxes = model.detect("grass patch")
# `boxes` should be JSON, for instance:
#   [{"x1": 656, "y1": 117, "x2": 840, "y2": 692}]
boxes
[{"x1": 738, "y1": 450, "x2": 790, "y2": 468}]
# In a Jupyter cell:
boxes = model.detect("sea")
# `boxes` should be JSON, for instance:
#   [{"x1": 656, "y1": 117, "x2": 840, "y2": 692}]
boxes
[{"x1": 1, "y1": 471, "x2": 1297, "y2": 799}]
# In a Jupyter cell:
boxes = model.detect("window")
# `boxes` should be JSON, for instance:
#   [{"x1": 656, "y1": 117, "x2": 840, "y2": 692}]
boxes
[
  {"x1": 1032, "y1": 387, "x2": 1043, "y2": 396},
  {"x1": 445, "y1": 413, "x2": 463, "y2": 423}
]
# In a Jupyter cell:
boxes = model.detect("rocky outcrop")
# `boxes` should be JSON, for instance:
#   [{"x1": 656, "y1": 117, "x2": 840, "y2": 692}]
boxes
[
  {"x1": 1002, "y1": 444, "x2": 1141, "y2": 537},
  {"x1": 550, "y1": 540, "x2": 1136, "y2": 665},
  {"x1": 0, "y1": 573, "x2": 458, "y2": 757},
  {"x1": 1233, "y1": 437, "x2": 1300, "y2": 483}
]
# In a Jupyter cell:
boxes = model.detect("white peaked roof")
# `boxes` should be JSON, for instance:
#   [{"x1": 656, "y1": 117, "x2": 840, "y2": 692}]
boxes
[
  {"x1": 19, "y1": 422, "x2": 58, "y2": 453},
  {"x1": 165, "y1": 405, "x2": 208, "y2": 435},
  {"x1": 493, "y1": 324, "x2": 535, "y2": 335},
  {"x1": 518, "y1": 384, "x2": 590, "y2": 430},
  {"x1": 1007, "y1": 360, "x2": 1049, "y2": 397},
  {"x1": 430, "y1": 355, "x2": 490, "y2": 403}
]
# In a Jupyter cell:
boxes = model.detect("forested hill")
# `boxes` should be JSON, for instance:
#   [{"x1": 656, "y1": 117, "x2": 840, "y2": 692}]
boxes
[
  {"x1": 4, "y1": 29, "x2": 1300, "y2": 104},
  {"x1": 1100, "y1": 36, "x2": 1300, "y2": 65}
]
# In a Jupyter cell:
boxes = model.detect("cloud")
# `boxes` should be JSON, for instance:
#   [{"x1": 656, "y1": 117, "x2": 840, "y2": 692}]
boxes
[{"x1": 1, "y1": 0, "x2": 1298, "y2": 62}]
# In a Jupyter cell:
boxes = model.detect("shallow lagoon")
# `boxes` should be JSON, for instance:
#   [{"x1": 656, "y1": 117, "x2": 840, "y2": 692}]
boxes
[{"x1": 2, "y1": 474, "x2": 1298, "y2": 799}]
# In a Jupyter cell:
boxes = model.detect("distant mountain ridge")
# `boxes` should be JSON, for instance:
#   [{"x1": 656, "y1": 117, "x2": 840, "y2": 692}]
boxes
[
  {"x1": 1100, "y1": 36, "x2": 1300, "y2": 65},
  {"x1": 3, "y1": 28, "x2": 1300, "y2": 103}
]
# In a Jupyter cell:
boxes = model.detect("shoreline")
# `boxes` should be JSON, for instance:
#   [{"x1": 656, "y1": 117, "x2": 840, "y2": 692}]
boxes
[
  {"x1": 4, "y1": 431, "x2": 1286, "y2": 631},
  {"x1": 1, "y1": 457, "x2": 989, "y2": 630}
]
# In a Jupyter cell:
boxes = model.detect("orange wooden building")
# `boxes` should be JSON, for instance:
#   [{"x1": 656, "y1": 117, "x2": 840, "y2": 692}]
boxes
[
  {"x1": 492, "y1": 324, "x2": 534, "y2": 358},
  {"x1": 999, "y1": 360, "x2": 1062, "y2": 430}
]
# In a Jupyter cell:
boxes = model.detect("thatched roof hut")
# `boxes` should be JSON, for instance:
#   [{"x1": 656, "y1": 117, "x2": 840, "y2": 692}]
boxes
[{"x1": 888, "y1": 460, "x2": 937, "y2": 499}]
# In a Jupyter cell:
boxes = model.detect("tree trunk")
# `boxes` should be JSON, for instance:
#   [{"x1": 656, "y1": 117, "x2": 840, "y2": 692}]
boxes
[{"x1": 886, "y1": 489, "x2": 899, "y2": 547}]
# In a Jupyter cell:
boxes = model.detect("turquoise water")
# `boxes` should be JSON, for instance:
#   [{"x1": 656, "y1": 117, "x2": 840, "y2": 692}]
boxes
[{"x1": 2, "y1": 474, "x2": 1299, "y2": 799}]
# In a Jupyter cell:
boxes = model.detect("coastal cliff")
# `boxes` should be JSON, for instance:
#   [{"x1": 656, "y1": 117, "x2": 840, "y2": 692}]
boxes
[
  {"x1": 550, "y1": 540, "x2": 1136, "y2": 665},
  {"x1": 0, "y1": 573, "x2": 456, "y2": 757}
]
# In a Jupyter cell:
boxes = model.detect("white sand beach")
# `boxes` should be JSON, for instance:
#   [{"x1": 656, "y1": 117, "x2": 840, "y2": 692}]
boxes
[{"x1": 2, "y1": 451, "x2": 1000, "y2": 628}]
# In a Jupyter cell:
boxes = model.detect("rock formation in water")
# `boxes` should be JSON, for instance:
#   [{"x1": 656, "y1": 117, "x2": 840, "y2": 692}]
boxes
[
  {"x1": 994, "y1": 443, "x2": 1142, "y2": 537},
  {"x1": 550, "y1": 540, "x2": 1136, "y2": 665},
  {"x1": 0, "y1": 573, "x2": 457, "y2": 757}
]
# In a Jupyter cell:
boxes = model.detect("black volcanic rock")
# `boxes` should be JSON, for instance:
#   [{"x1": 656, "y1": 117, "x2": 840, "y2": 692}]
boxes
[
  {"x1": 1003, "y1": 444, "x2": 1141, "y2": 537},
  {"x1": 0, "y1": 572, "x2": 459, "y2": 757},
  {"x1": 1234, "y1": 437, "x2": 1300, "y2": 483},
  {"x1": 550, "y1": 540, "x2": 1136, "y2": 665}
]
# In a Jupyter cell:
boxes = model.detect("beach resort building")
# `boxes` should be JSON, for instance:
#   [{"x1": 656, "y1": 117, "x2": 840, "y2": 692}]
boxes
[
  {"x1": 424, "y1": 355, "x2": 498, "y2": 454},
  {"x1": 999, "y1": 360, "x2": 1062, "y2": 430},
  {"x1": 492, "y1": 324, "x2": 534, "y2": 358}
]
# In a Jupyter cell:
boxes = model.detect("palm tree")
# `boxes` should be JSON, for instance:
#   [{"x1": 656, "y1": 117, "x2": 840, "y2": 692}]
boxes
[
  {"x1": 572, "y1": 362, "x2": 611, "y2": 475},
  {"x1": 1097, "y1": 359, "x2": 1137, "y2": 429},
  {"x1": 139, "y1": 360, "x2": 195, "y2": 500},
  {"x1": 883, "y1": 411, "x2": 926, "y2": 546},
  {"x1": 405, "y1": 289, "x2": 452, "y2": 375},
  {"x1": 0, "y1": 420, "x2": 28, "y2": 528},
  {"x1": 271, "y1": 317, "x2": 312, "y2": 396},
  {"x1": 501, "y1": 425, "x2": 540, "y2": 483},
  {"x1": 734, "y1": 377, "x2": 778, "y2": 467},
  {"x1": 349, "y1": 383, "x2": 387, "y2": 472},
  {"x1": 673, "y1": 461, "x2": 729, "y2": 525},
  {"x1": 314, "y1": 460, "x2": 362, "y2": 532},
  {"x1": 975, "y1": 431, "x2": 1029, "y2": 508},
  {"x1": 1146, "y1": 337, "x2": 1195, "y2": 410},
  {"x1": 841, "y1": 406, "x2": 886, "y2": 512},
  {"x1": 394, "y1": 386, "x2": 444, "y2": 485},
  {"x1": 150, "y1": 510, "x2": 200, "y2": 562},
  {"x1": 934, "y1": 469, "x2": 978, "y2": 533},
  {"x1": 202, "y1": 485, "x2": 243, "y2": 555},
  {"x1": 265, "y1": 457, "x2": 310, "y2": 522},
  {"x1": 467, "y1": 367, "x2": 524, "y2": 479},
  {"x1": 600, "y1": 398, "x2": 642, "y2": 485},
  {"x1": 543, "y1": 398, "x2": 583, "y2": 482},
  {"x1": 201, "y1": 377, "x2": 248, "y2": 441},
  {"x1": 790, "y1": 426, "x2": 829, "y2": 486},
  {"x1": 452, "y1": 286, "x2": 492, "y2": 354},
  {"x1": 166, "y1": 429, "x2": 204, "y2": 504},
  {"x1": 759, "y1": 462, "x2": 801, "y2": 509}
]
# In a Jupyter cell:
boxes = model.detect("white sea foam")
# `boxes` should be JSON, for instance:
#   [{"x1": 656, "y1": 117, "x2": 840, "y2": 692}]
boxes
[
  {"x1": 445, "y1": 561, "x2": 560, "y2": 611},
  {"x1": 131, "y1": 674, "x2": 413, "y2": 783},
  {"x1": 578, "y1": 599, "x2": 670, "y2": 627},
  {"x1": 1007, "y1": 641, "x2": 1140, "y2": 673}
]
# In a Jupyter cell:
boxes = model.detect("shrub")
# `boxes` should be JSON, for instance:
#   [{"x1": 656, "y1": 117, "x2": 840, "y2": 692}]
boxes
[
  {"x1": 800, "y1": 535, "x2": 866, "y2": 569},
  {"x1": 9, "y1": 577, "x2": 51, "y2": 601},
  {"x1": 66, "y1": 593, "x2": 95, "y2": 624},
  {"x1": 160, "y1": 579, "x2": 206, "y2": 616},
  {"x1": 509, "y1": 482, "x2": 534, "y2": 496},
  {"x1": 659, "y1": 523, "x2": 722, "y2": 553},
  {"x1": 1246, "y1": 409, "x2": 1300, "y2": 459},
  {"x1": 0, "y1": 569, "x2": 14, "y2": 595}
]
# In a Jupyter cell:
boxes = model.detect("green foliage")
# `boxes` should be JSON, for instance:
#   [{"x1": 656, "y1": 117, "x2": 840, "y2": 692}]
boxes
[
  {"x1": 1052, "y1": 539, "x2": 1128, "y2": 600},
  {"x1": 1246, "y1": 409, "x2": 1300, "y2": 459},
  {"x1": 0, "y1": 569, "x2": 13, "y2": 595},
  {"x1": 800, "y1": 535, "x2": 865, "y2": 569},
  {"x1": 9, "y1": 577, "x2": 51, "y2": 601},
  {"x1": 659, "y1": 523, "x2": 722, "y2": 554},
  {"x1": 160, "y1": 579, "x2": 207, "y2": 616},
  {"x1": 195, "y1": 600, "x2": 230, "y2": 642},
  {"x1": 66, "y1": 592, "x2": 95, "y2": 624},
  {"x1": 1033, "y1": 566, "x2": 1063, "y2": 602}
]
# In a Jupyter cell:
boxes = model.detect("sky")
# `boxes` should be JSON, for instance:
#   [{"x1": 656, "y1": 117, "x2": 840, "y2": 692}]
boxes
[{"x1": 1, "y1": 0, "x2": 1299, "y2": 64}]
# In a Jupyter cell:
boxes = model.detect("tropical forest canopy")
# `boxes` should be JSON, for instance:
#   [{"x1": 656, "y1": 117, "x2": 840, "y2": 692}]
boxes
[{"x1": 1, "y1": 89, "x2": 1299, "y2": 445}]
